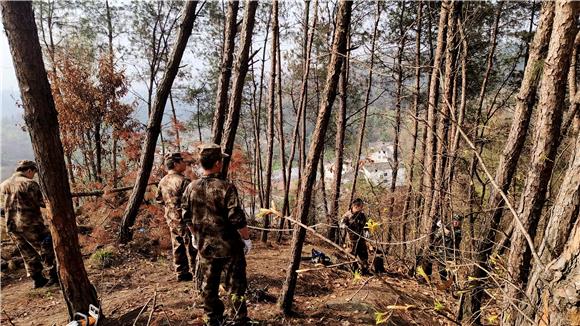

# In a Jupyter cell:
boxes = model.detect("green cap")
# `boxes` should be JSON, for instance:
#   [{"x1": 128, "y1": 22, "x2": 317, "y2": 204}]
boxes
[
  {"x1": 164, "y1": 152, "x2": 184, "y2": 167},
  {"x1": 198, "y1": 143, "x2": 229, "y2": 161},
  {"x1": 16, "y1": 160, "x2": 37, "y2": 171}
]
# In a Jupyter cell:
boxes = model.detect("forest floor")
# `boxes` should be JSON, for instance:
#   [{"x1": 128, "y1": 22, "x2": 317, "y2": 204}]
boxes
[{"x1": 1, "y1": 205, "x2": 460, "y2": 326}]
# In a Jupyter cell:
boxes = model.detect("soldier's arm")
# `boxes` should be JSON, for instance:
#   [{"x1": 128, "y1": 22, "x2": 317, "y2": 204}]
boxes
[
  {"x1": 225, "y1": 184, "x2": 247, "y2": 230},
  {"x1": 30, "y1": 182, "x2": 45, "y2": 208},
  {"x1": 154, "y1": 185, "x2": 164, "y2": 205},
  {"x1": 181, "y1": 185, "x2": 193, "y2": 227}
]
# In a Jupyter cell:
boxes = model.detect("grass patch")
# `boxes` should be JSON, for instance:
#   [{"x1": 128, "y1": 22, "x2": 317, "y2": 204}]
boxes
[{"x1": 91, "y1": 248, "x2": 114, "y2": 269}]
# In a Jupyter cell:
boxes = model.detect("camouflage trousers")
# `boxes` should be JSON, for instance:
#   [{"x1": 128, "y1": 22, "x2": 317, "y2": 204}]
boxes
[
  {"x1": 169, "y1": 226, "x2": 197, "y2": 277},
  {"x1": 8, "y1": 224, "x2": 56, "y2": 278},
  {"x1": 199, "y1": 254, "x2": 248, "y2": 326}
]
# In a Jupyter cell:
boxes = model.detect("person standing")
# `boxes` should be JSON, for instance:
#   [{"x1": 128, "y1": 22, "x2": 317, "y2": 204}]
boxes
[
  {"x1": 0, "y1": 160, "x2": 57, "y2": 288},
  {"x1": 433, "y1": 214, "x2": 462, "y2": 282},
  {"x1": 340, "y1": 198, "x2": 370, "y2": 275},
  {"x1": 182, "y1": 144, "x2": 252, "y2": 326},
  {"x1": 155, "y1": 152, "x2": 197, "y2": 281}
]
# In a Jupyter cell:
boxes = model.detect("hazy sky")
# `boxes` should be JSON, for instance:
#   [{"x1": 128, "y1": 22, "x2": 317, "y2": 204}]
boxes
[{"x1": 0, "y1": 23, "x2": 18, "y2": 93}]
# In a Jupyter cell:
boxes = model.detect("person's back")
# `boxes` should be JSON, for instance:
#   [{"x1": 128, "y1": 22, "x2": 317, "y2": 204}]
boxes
[
  {"x1": 0, "y1": 160, "x2": 57, "y2": 288},
  {"x1": 183, "y1": 173, "x2": 245, "y2": 258},
  {"x1": 1, "y1": 171, "x2": 44, "y2": 230}
]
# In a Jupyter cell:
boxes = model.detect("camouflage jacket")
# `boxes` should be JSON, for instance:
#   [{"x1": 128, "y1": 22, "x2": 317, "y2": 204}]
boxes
[
  {"x1": 181, "y1": 173, "x2": 247, "y2": 259},
  {"x1": 0, "y1": 172, "x2": 45, "y2": 232},
  {"x1": 342, "y1": 210, "x2": 367, "y2": 243},
  {"x1": 155, "y1": 171, "x2": 191, "y2": 232}
]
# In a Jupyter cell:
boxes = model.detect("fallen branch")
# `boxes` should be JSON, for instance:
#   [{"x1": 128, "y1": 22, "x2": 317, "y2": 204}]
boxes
[
  {"x1": 347, "y1": 275, "x2": 376, "y2": 302},
  {"x1": 146, "y1": 288, "x2": 158, "y2": 326},
  {"x1": 2, "y1": 310, "x2": 16, "y2": 326},
  {"x1": 72, "y1": 183, "x2": 158, "y2": 198},
  {"x1": 296, "y1": 260, "x2": 357, "y2": 274},
  {"x1": 133, "y1": 293, "x2": 155, "y2": 326}
]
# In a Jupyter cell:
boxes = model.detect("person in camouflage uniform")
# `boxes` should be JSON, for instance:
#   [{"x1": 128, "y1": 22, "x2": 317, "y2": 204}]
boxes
[
  {"x1": 182, "y1": 144, "x2": 252, "y2": 326},
  {"x1": 432, "y1": 214, "x2": 462, "y2": 282},
  {"x1": 340, "y1": 198, "x2": 370, "y2": 275},
  {"x1": 155, "y1": 152, "x2": 197, "y2": 281},
  {"x1": 0, "y1": 160, "x2": 57, "y2": 288}
]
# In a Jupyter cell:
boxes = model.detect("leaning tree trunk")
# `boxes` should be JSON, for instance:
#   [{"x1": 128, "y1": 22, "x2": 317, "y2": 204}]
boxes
[
  {"x1": 349, "y1": 2, "x2": 381, "y2": 204},
  {"x1": 503, "y1": 1, "x2": 577, "y2": 322},
  {"x1": 418, "y1": 0, "x2": 449, "y2": 254},
  {"x1": 278, "y1": 0, "x2": 352, "y2": 314},
  {"x1": 523, "y1": 114, "x2": 580, "y2": 325},
  {"x1": 119, "y1": 1, "x2": 199, "y2": 243},
  {"x1": 220, "y1": 0, "x2": 259, "y2": 176},
  {"x1": 327, "y1": 41, "x2": 349, "y2": 243},
  {"x1": 460, "y1": 2, "x2": 555, "y2": 321},
  {"x1": 211, "y1": 0, "x2": 239, "y2": 144},
  {"x1": 262, "y1": 0, "x2": 279, "y2": 243},
  {"x1": 1, "y1": 1, "x2": 99, "y2": 318}
]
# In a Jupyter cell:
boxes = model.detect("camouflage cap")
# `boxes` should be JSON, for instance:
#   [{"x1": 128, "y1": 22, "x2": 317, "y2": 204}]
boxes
[
  {"x1": 198, "y1": 143, "x2": 229, "y2": 161},
  {"x1": 16, "y1": 160, "x2": 37, "y2": 171},
  {"x1": 452, "y1": 214, "x2": 463, "y2": 221},
  {"x1": 164, "y1": 152, "x2": 184, "y2": 165}
]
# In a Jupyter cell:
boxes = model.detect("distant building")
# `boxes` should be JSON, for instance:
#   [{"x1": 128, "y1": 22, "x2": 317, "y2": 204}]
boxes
[{"x1": 367, "y1": 141, "x2": 395, "y2": 163}]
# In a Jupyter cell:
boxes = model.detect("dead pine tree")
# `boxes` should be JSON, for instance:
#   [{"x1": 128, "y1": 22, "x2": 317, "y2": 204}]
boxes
[
  {"x1": 349, "y1": 1, "x2": 381, "y2": 204},
  {"x1": 220, "y1": 0, "x2": 259, "y2": 176},
  {"x1": 1, "y1": 1, "x2": 99, "y2": 318},
  {"x1": 262, "y1": 0, "x2": 279, "y2": 243},
  {"x1": 460, "y1": 1, "x2": 556, "y2": 322},
  {"x1": 211, "y1": 0, "x2": 239, "y2": 144},
  {"x1": 118, "y1": 1, "x2": 199, "y2": 244},
  {"x1": 503, "y1": 1, "x2": 577, "y2": 322},
  {"x1": 278, "y1": 0, "x2": 352, "y2": 314}
]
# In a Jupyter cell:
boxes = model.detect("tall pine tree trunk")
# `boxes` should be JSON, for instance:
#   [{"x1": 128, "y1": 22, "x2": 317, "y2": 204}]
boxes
[
  {"x1": 460, "y1": 2, "x2": 555, "y2": 321},
  {"x1": 278, "y1": 0, "x2": 352, "y2": 313},
  {"x1": 327, "y1": 40, "x2": 349, "y2": 243},
  {"x1": 1, "y1": 1, "x2": 99, "y2": 317},
  {"x1": 211, "y1": 0, "x2": 239, "y2": 144},
  {"x1": 119, "y1": 1, "x2": 199, "y2": 243},
  {"x1": 503, "y1": 1, "x2": 577, "y2": 321},
  {"x1": 262, "y1": 0, "x2": 279, "y2": 243},
  {"x1": 221, "y1": 0, "x2": 259, "y2": 176}
]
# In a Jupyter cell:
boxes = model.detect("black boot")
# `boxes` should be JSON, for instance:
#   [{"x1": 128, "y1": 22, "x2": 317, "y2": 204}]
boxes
[
  {"x1": 177, "y1": 272, "x2": 193, "y2": 282},
  {"x1": 32, "y1": 274, "x2": 49, "y2": 288},
  {"x1": 46, "y1": 268, "x2": 59, "y2": 286}
]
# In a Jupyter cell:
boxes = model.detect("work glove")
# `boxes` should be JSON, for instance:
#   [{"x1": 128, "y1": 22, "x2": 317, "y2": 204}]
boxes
[{"x1": 243, "y1": 239, "x2": 252, "y2": 255}]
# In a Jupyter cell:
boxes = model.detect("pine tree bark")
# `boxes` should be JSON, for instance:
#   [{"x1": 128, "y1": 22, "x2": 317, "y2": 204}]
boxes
[
  {"x1": 278, "y1": 0, "x2": 352, "y2": 313},
  {"x1": 119, "y1": 1, "x2": 199, "y2": 243},
  {"x1": 211, "y1": 0, "x2": 239, "y2": 144},
  {"x1": 1, "y1": 1, "x2": 99, "y2": 318},
  {"x1": 262, "y1": 0, "x2": 279, "y2": 243},
  {"x1": 401, "y1": 1, "x2": 423, "y2": 255},
  {"x1": 221, "y1": 0, "x2": 259, "y2": 176},
  {"x1": 349, "y1": 2, "x2": 381, "y2": 204},
  {"x1": 460, "y1": 2, "x2": 556, "y2": 321},
  {"x1": 389, "y1": 1, "x2": 406, "y2": 239},
  {"x1": 428, "y1": 0, "x2": 460, "y2": 236},
  {"x1": 524, "y1": 114, "x2": 580, "y2": 325},
  {"x1": 276, "y1": 13, "x2": 289, "y2": 242},
  {"x1": 418, "y1": 0, "x2": 449, "y2": 253},
  {"x1": 327, "y1": 42, "x2": 349, "y2": 243},
  {"x1": 503, "y1": 1, "x2": 577, "y2": 321}
]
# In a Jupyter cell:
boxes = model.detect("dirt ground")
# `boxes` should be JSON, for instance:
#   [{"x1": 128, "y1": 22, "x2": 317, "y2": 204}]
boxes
[{"x1": 1, "y1": 232, "x2": 459, "y2": 326}]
